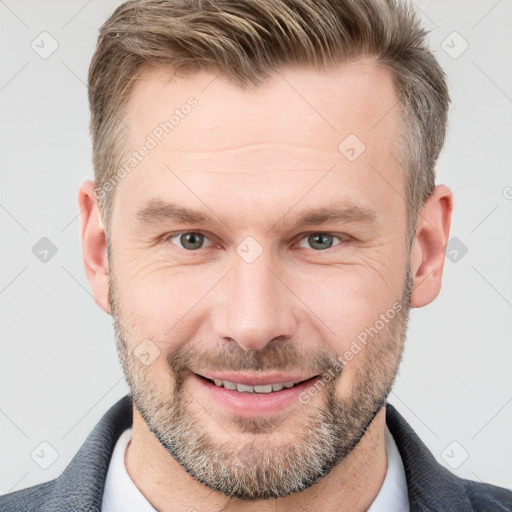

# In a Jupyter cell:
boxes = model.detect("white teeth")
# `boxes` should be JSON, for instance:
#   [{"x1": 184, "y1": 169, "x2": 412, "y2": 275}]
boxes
[
  {"x1": 236, "y1": 383, "x2": 254, "y2": 393},
  {"x1": 210, "y1": 378, "x2": 300, "y2": 393},
  {"x1": 254, "y1": 384, "x2": 273, "y2": 393}
]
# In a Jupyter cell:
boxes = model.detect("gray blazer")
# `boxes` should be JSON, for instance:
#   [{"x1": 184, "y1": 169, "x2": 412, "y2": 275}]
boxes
[{"x1": 1, "y1": 395, "x2": 511, "y2": 511}]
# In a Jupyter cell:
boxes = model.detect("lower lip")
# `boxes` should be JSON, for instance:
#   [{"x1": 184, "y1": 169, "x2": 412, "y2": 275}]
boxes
[{"x1": 191, "y1": 373, "x2": 321, "y2": 416}]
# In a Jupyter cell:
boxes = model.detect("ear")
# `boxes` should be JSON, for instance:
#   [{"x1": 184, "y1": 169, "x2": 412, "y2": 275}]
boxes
[
  {"x1": 409, "y1": 184, "x2": 453, "y2": 308},
  {"x1": 78, "y1": 180, "x2": 111, "y2": 314}
]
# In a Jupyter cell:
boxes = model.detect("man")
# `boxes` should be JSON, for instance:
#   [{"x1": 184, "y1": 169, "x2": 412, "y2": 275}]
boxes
[{"x1": 1, "y1": 0, "x2": 511, "y2": 510}]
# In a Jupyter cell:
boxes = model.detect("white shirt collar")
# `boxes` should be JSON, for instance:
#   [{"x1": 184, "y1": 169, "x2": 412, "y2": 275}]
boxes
[
  {"x1": 102, "y1": 425, "x2": 409, "y2": 512},
  {"x1": 367, "y1": 425, "x2": 410, "y2": 512},
  {"x1": 101, "y1": 428, "x2": 157, "y2": 512}
]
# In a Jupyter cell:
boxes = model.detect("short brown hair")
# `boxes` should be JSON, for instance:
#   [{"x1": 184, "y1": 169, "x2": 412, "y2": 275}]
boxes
[{"x1": 88, "y1": 0, "x2": 449, "y2": 249}]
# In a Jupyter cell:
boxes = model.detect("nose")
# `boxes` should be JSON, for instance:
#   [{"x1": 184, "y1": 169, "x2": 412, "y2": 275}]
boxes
[{"x1": 212, "y1": 251, "x2": 299, "y2": 351}]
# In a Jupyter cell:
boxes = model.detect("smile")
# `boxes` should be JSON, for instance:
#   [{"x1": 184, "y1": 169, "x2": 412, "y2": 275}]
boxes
[
  {"x1": 206, "y1": 377, "x2": 302, "y2": 394},
  {"x1": 190, "y1": 372, "x2": 322, "y2": 416}
]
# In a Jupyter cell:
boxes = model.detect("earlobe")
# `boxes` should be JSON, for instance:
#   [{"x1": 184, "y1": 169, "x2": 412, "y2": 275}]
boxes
[
  {"x1": 410, "y1": 185, "x2": 453, "y2": 308},
  {"x1": 78, "y1": 180, "x2": 111, "y2": 314}
]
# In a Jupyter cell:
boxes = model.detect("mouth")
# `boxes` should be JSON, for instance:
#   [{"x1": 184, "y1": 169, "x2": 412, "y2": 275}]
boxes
[
  {"x1": 194, "y1": 373, "x2": 318, "y2": 394},
  {"x1": 191, "y1": 372, "x2": 322, "y2": 416}
]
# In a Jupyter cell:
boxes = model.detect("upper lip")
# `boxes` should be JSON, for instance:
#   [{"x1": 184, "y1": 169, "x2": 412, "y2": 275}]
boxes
[{"x1": 193, "y1": 371, "x2": 319, "y2": 387}]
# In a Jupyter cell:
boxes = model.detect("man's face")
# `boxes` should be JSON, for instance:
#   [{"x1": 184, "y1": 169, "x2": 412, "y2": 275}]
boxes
[{"x1": 108, "y1": 59, "x2": 412, "y2": 499}]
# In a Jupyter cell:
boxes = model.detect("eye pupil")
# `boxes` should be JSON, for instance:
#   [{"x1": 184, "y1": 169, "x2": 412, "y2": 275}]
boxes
[
  {"x1": 181, "y1": 232, "x2": 204, "y2": 250},
  {"x1": 308, "y1": 233, "x2": 334, "y2": 250}
]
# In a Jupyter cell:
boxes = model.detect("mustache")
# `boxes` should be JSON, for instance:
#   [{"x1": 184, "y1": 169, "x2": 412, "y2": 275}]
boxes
[{"x1": 166, "y1": 340, "x2": 344, "y2": 386}]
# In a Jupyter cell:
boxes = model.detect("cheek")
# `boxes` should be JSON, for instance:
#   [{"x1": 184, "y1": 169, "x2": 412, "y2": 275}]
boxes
[
  {"x1": 293, "y1": 262, "x2": 406, "y2": 397},
  {"x1": 297, "y1": 261, "x2": 404, "y2": 344},
  {"x1": 115, "y1": 260, "x2": 215, "y2": 349}
]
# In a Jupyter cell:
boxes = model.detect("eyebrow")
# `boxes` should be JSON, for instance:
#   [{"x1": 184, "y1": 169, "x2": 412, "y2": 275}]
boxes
[{"x1": 135, "y1": 199, "x2": 379, "y2": 232}]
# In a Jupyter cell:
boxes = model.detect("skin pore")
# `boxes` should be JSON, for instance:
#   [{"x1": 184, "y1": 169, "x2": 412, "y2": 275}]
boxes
[{"x1": 79, "y1": 58, "x2": 453, "y2": 511}]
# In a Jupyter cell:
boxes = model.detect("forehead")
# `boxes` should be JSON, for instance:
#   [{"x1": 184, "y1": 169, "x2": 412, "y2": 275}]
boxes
[
  {"x1": 125, "y1": 58, "x2": 398, "y2": 153},
  {"x1": 114, "y1": 59, "x2": 403, "y2": 228}
]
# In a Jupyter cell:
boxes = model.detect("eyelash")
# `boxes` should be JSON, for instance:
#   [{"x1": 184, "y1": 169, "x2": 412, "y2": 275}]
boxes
[{"x1": 161, "y1": 230, "x2": 350, "y2": 252}]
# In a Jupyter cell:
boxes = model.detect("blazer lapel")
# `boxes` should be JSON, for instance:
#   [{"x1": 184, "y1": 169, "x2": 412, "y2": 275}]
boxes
[
  {"x1": 47, "y1": 395, "x2": 133, "y2": 511},
  {"x1": 386, "y1": 403, "x2": 473, "y2": 512}
]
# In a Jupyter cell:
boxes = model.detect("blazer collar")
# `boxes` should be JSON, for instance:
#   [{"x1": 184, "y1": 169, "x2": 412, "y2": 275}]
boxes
[
  {"x1": 52, "y1": 395, "x2": 133, "y2": 511},
  {"x1": 385, "y1": 402, "x2": 473, "y2": 511}
]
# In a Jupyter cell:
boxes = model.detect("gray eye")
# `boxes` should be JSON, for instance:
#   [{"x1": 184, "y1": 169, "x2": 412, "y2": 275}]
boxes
[
  {"x1": 306, "y1": 233, "x2": 335, "y2": 250},
  {"x1": 178, "y1": 232, "x2": 205, "y2": 250}
]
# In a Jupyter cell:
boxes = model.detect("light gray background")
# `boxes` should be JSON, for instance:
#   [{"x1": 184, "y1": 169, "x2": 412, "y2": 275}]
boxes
[{"x1": 1, "y1": 0, "x2": 511, "y2": 495}]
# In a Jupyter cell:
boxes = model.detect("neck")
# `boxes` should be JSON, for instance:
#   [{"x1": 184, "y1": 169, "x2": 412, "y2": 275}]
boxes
[{"x1": 125, "y1": 406, "x2": 388, "y2": 512}]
